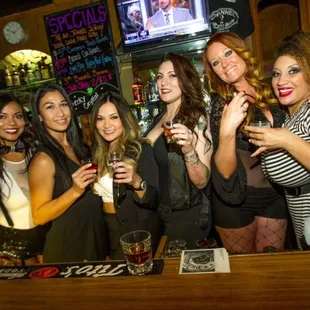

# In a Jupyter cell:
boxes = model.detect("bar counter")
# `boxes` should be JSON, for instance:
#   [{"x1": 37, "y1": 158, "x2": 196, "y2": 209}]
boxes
[{"x1": 0, "y1": 251, "x2": 310, "y2": 309}]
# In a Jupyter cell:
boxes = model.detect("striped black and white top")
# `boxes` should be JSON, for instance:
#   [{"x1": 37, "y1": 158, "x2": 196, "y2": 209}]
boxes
[{"x1": 261, "y1": 101, "x2": 310, "y2": 249}]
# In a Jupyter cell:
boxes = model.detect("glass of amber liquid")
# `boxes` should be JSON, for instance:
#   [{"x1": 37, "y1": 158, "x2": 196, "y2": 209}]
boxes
[
  {"x1": 81, "y1": 158, "x2": 98, "y2": 171},
  {"x1": 120, "y1": 230, "x2": 153, "y2": 275},
  {"x1": 163, "y1": 120, "x2": 178, "y2": 143}
]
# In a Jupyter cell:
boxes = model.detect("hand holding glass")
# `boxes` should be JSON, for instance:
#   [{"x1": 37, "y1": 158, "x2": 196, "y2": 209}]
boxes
[
  {"x1": 249, "y1": 120, "x2": 271, "y2": 127},
  {"x1": 81, "y1": 158, "x2": 98, "y2": 171},
  {"x1": 163, "y1": 120, "x2": 178, "y2": 143},
  {"x1": 120, "y1": 230, "x2": 153, "y2": 275},
  {"x1": 106, "y1": 152, "x2": 124, "y2": 173}
]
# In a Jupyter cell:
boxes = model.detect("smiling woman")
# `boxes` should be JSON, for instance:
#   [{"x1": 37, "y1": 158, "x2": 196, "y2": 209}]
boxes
[
  {"x1": 247, "y1": 31, "x2": 310, "y2": 250},
  {"x1": 204, "y1": 32, "x2": 288, "y2": 254},
  {"x1": 0, "y1": 92, "x2": 46, "y2": 266},
  {"x1": 28, "y1": 84, "x2": 108, "y2": 263}
]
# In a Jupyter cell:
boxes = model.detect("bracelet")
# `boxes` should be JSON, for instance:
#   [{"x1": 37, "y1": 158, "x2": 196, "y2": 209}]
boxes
[{"x1": 184, "y1": 150, "x2": 199, "y2": 165}]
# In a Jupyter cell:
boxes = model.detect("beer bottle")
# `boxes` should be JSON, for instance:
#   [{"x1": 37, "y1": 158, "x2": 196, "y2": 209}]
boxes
[
  {"x1": 4, "y1": 65, "x2": 13, "y2": 88},
  {"x1": 12, "y1": 64, "x2": 21, "y2": 86},
  {"x1": 132, "y1": 73, "x2": 144, "y2": 105},
  {"x1": 18, "y1": 63, "x2": 26, "y2": 85},
  {"x1": 26, "y1": 61, "x2": 35, "y2": 85},
  {"x1": 40, "y1": 56, "x2": 50, "y2": 80},
  {"x1": 33, "y1": 63, "x2": 42, "y2": 81}
]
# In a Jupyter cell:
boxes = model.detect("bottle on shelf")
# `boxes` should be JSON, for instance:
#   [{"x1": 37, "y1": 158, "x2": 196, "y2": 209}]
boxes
[
  {"x1": 40, "y1": 56, "x2": 50, "y2": 80},
  {"x1": 4, "y1": 65, "x2": 13, "y2": 88},
  {"x1": 148, "y1": 69, "x2": 159, "y2": 103},
  {"x1": 48, "y1": 63, "x2": 55, "y2": 78},
  {"x1": 18, "y1": 63, "x2": 26, "y2": 85},
  {"x1": 33, "y1": 62, "x2": 42, "y2": 82},
  {"x1": 26, "y1": 61, "x2": 36, "y2": 85},
  {"x1": 12, "y1": 64, "x2": 21, "y2": 86},
  {"x1": 132, "y1": 73, "x2": 144, "y2": 105}
]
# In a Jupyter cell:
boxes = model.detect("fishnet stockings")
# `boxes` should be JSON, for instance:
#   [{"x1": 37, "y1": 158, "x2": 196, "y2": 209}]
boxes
[{"x1": 216, "y1": 217, "x2": 287, "y2": 254}]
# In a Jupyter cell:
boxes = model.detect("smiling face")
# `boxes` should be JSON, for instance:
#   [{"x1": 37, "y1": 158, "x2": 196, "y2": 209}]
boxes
[
  {"x1": 159, "y1": 0, "x2": 172, "y2": 12},
  {"x1": 272, "y1": 55, "x2": 310, "y2": 115},
  {"x1": 38, "y1": 90, "x2": 71, "y2": 136},
  {"x1": 0, "y1": 101, "x2": 25, "y2": 147},
  {"x1": 157, "y1": 60, "x2": 182, "y2": 106},
  {"x1": 96, "y1": 102, "x2": 124, "y2": 148},
  {"x1": 206, "y1": 41, "x2": 247, "y2": 85}
]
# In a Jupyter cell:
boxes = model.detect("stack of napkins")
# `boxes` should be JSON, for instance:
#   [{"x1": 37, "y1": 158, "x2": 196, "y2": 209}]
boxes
[{"x1": 179, "y1": 248, "x2": 231, "y2": 275}]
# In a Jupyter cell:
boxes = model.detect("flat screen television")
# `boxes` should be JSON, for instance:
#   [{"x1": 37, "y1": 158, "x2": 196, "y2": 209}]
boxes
[{"x1": 115, "y1": 0, "x2": 211, "y2": 53}]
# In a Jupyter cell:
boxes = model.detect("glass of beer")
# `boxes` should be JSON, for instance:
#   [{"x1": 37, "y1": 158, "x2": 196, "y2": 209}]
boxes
[
  {"x1": 106, "y1": 152, "x2": 124, "y2": 173},
  {"x1": 163, "y1": 120, "x2": 178, "y2": 143},
  {"x1": 120, "y1": 230, "x2": 153, "y2": 275}
]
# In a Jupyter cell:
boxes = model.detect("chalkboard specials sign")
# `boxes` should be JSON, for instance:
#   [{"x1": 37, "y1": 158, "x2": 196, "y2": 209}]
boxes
[{"x1": 44, "y1": 1, "x2": 120, "y2": 116}]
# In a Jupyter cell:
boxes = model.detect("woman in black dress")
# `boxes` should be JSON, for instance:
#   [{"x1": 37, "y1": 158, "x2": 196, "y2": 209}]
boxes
[{"x1": 29, "y1": 84, "x2": 108, "y2": 263}]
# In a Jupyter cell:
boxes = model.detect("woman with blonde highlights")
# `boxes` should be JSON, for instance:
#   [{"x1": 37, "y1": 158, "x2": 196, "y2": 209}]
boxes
[
  {"x1": 90, "y1": 91, "x2": 161, "y2": 260},
  {"x1": 204, "y1": 32, "x2": 288, "y2": 253}
]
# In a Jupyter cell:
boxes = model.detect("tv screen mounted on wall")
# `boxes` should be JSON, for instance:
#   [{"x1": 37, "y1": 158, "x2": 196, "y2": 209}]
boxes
[{"x1": 116, "y1": 0, "x2": 211, "y2": 52}]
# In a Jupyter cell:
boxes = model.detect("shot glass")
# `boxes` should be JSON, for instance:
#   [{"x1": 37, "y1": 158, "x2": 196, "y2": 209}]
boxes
[
  {"x1": 163, "y1": 120, "x2": 177, "y2": 143},
  {"x1": 120, "y1": 230, "x2": 153, "y2": 275},
  {"x1": 164, "y1": 239, "x2": 187, "y2": 257},
  {"x1": 106, "y1": 152, "x2": 124, "y2": 173},
  {"x1": 81, "y1": 158, "x2": 98, "y2": 171},
  {"x1": 196, "y1": 238, "x2": 217, "y2": 249},
  {"x1": 249, "y1": 120, "x2": 271, "y2": 128}
]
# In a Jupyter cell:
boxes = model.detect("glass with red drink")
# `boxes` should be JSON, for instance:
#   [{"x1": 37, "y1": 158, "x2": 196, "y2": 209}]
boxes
[{"x1": 120, "y1": 230, "x2": 153, "y2": 275}]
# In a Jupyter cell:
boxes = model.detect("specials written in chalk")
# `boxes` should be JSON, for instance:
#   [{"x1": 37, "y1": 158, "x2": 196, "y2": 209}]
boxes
[{"x1": 44, "y1": 1, "x2": 120, "y2": 115}]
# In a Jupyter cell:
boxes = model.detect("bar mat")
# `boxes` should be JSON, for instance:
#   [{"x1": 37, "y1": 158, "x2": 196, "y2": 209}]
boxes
[{"x1": 0, "y1": 259, "x2": 164, "y2": 280}]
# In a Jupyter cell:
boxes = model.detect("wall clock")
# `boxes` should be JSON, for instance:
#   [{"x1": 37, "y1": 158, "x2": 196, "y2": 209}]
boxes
[{"x1": 3, "y1": 21, "x2": 26, "y2": 44}]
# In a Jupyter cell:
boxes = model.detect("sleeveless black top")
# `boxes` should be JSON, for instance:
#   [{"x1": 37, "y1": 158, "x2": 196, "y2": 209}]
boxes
[{"x1": 38, "y1": 146, "x2": 108, "y2": 263}]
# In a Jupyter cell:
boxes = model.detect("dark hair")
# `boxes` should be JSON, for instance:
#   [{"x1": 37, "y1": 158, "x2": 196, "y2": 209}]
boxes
[
  {"x1": 276, "y1": 30, "x2": 310, "y2": 84},
  {"x1": 204, "y1": 32, "x2": 277, "y2": 127},
  {"x1": 0, "y1": 92, "x2": 37, "y2": 199},
  {"x1": 90, "y1": 91, "x2": 145, "y2": 178},
  {"x1": 31, "y1": 84, "x2": 89, "y2": 188},
  {"x1": 158, "y1": 52, "x2": 208, "y2": 131}
]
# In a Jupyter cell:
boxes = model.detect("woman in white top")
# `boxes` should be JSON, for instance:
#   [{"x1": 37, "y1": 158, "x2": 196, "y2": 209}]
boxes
[
  {"x1": 0, "y1": 93, "x2": 46, "y2": 265},
  {"x1": 90, "y1": 91, "x2": 161, "y2": 260}
]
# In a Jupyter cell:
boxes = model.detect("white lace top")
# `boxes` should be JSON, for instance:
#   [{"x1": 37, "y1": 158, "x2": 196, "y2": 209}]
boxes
[{"x1": 93, "y1": 173, "x2": 114, "y2": 203}]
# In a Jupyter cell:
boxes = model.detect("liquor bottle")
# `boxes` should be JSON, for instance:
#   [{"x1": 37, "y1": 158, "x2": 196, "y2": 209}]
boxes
[
  {"x1": 40, "y1": 56, "x2": 50, "y2": 80},
  {"x1": 148, "y1": 69, "x2": 159, "y2": 102},
  {"x1": 48, "y1": 63, "x2": 55, "y2": 78},
  {"x1": 132, "y1": 73, "x2": 144, "y2": 105},
  {"x1": 12, "y1": 64, "x2": 21, "y2": 86},
  {"x1": 26, "y1": 61, "x2": 35, "y2": 85},
  {"x1": 18, "y1": 63, "x2": 26, "y2": 85},
  {"x1": 4, "y1": 65, "x2": 13, "y2": 87},
  {"x1": 33, "y1": 63, "x2": 42, "y2": 82}
]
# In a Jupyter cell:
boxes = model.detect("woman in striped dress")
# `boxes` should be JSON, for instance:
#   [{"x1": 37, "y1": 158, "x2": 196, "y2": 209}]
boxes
[{"x1": 246, "y1": 31, "x2": 310, "y2": 249}]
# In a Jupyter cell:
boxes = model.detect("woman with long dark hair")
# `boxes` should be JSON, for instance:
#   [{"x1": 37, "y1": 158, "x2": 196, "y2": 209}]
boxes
[
  {"x1": 90, "y1": 91, "x2": 160, "y2": 259},
  {"x1": 29, "y1": 84, "x2": 107, "y2": 263},
  {"x1": 145, "y1": 52, "x2": 213, "y2": 248},
  {"x1": 0, "y1": 92, "x2": 45, "y2": 265}
]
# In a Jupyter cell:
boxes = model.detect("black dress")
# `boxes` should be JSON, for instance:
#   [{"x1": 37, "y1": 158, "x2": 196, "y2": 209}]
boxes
[{"x1": 39, "y1": 146, "x2": 108, "y2": 263}]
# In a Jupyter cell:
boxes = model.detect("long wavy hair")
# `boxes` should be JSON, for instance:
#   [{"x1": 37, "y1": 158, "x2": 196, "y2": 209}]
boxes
[
  {"x1": 204, "y1": 32, "x2": 278, "y2": 126},
  {"x1": 0, "y1": 92, "x2": 37, "y2": 199},
  {"x1": 31, "y1": 84, "x2": 89, "y2": 189},
  {"x1": 276, "y1": 30, "x2": 310, "y2": 84},
  {"x1": 90, "y1": 91, "x2": 146, "y2": 178},
  {"x1": 159, "y1": 52, "x2": 208, "y2": 132}
]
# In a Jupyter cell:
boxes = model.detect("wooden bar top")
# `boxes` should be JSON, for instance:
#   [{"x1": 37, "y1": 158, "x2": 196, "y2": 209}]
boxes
[{"x1": 1, "y1": 251, "x2": 310, "y2": 310}]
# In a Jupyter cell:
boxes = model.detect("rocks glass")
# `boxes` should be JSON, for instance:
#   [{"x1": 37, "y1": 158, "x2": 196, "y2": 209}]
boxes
[{"x1": 120, "y1": 230, "x2": 153, "y2": 275}]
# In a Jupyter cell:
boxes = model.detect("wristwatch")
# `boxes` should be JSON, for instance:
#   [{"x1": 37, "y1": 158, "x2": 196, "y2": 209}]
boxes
[{"x1": 134, "y1": 180, "x2": 147, "y2": 191}]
